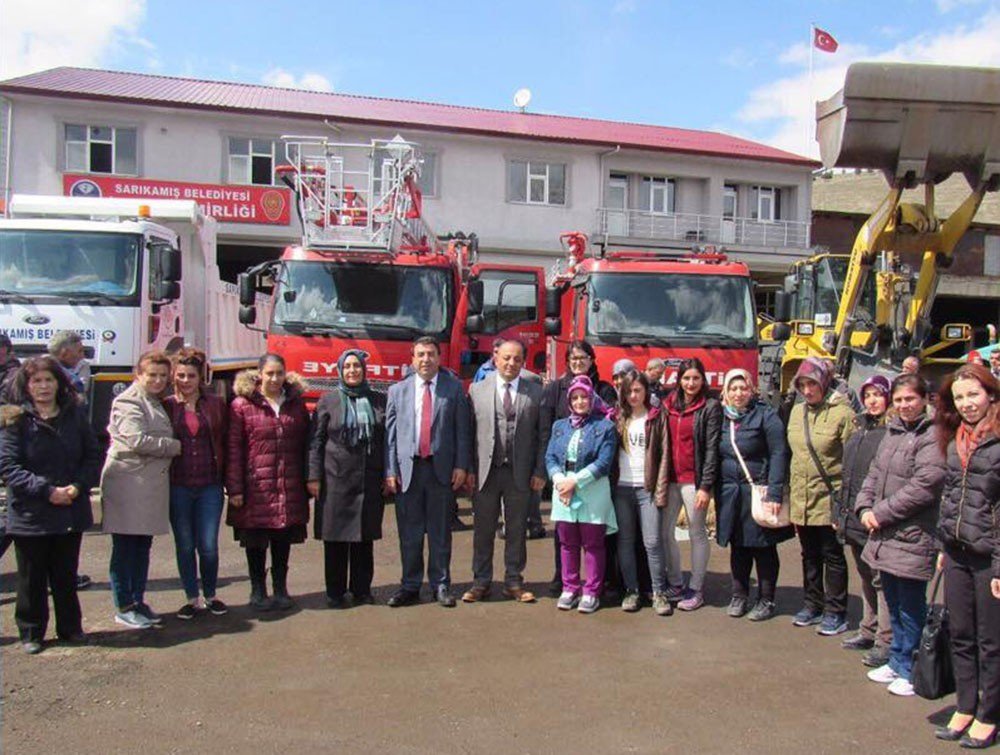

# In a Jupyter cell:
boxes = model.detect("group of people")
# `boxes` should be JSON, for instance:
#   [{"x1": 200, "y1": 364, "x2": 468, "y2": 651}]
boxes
[{"x1": 2, "y1": 334, "x2": 998, "y2": 749}]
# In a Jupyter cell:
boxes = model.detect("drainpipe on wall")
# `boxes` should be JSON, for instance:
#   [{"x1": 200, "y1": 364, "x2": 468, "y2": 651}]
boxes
[
  {"x1": 1, "y1": 96, "x2": 12, "y2": 218},
  {"x1": 597, "y1": 145, "x2": 621, "y2": 252}
]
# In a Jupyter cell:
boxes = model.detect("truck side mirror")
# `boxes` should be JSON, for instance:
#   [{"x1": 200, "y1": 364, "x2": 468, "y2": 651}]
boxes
[
  {"x1": 774, "y1": 290, "x2": 792, "y2": 323},
  {"x1": 239, "y1": 305, "x2": 257, "y2": 325},
  {"x1": 544, "y1": 317, "x2": 562, "y2": 336},
  {"x1": 545, "y1": 286, "x2": 561, "y2": 318},
  {"x1": 771, "y1": 322, "x2": 792, "y2": 342},
  {"x1": 161, "y1": 248, "x2": 181, "y2": 282},
  {"x1": 154, "y1": 280, "x2": 180, "y2": 302},
  {"x1": 238, "y1": 273, "x2": 256, "y2": 307},
  {"x1": 467, "y1": 279, "x2": 484, "y2": 316},
  {"x1": 466, "y1": 314, "x2": 484, "y2": 334}
]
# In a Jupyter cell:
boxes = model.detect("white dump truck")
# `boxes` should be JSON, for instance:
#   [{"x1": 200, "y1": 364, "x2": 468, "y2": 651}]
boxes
[{"x1": 0, "y1": 195, "x2": 268, "y2": 431}]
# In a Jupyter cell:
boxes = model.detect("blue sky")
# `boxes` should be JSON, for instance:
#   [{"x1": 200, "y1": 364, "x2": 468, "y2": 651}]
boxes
[{"x1": 4, "y1": 0, "x2": 1000, "y2": 157}]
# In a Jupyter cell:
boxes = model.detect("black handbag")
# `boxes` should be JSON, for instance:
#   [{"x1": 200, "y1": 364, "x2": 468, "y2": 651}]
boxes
[{"x1": 912, "y1": 569, "x2": 955, "y2": 700}]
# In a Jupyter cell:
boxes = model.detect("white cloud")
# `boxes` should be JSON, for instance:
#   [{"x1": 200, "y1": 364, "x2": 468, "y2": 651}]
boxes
[
  {"x1": 734, "y1": 9, "x2": 1000, "y2": 159},
  {"x1": 936, "y1": 0, "x2": 986, "y2": 12},
  {"x1": 261, "y1": 68, "x2": 333, "y2": 92},
  {"x1": 0, "y1": 0, "x2": 148, "y2": 79}
]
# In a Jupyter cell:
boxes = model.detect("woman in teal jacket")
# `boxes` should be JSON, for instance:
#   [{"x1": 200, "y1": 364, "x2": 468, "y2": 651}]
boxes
[{"x1": 546, "y1": 376, "x2": 617, "y2": 614}]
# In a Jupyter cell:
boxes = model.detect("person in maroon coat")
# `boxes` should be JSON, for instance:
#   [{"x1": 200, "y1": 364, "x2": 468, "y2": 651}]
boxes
[{"x1": 226, "y1": 354, "x2": 311, "y2": 612}]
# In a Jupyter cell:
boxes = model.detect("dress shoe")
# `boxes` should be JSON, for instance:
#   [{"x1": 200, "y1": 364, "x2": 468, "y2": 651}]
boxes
[
  {"x1": 387, "y1": 589, "x2": 420, "y2": 608},
  {"x1": 461, "y1": 585, "x2": 490, "y2": 603},
  {"x1": 527, "y1": 525, "x2": 547, "y2": 540},
  {"x1": 436, "y1": 585, "x2": 456, "y2": 608},
  {"x1": 59, "y1": 632, "x2": 88, "y2": 645},
  {"x1": 502, "y1": 586, "x2": 536, "y2": 603},
  {"x1": 937, "y1": 723, "x2": 972, "y2": 742},
  {"x1": 76, "y1": 574, "x2": 92, "y2": 590},
  {"x1": 22, "y1": 640, "x2": 43, "y2": 655},
  {"x1": 353, "y1": 593, "x2": 376, "y2": 606},
  {"x1": 960, "y1": 725, "x2": 997, "y2": 749},
  {"x1": 451, "y1": 516, "x2": 471, "y2": 532}
]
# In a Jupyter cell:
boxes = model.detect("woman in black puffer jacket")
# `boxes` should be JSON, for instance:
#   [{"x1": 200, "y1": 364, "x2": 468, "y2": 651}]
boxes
[
  {"x1": 837, "y1": 375, "x2": 892, "y2": 665},
  {"x1": 932, "y1": 364, "x2": 1000, "y2": 747}
]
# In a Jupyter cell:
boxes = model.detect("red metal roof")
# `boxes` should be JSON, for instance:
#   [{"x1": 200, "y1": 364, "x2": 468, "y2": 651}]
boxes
[{"x1": 0, "y1": 67, "x2": 816, "y2": 166}]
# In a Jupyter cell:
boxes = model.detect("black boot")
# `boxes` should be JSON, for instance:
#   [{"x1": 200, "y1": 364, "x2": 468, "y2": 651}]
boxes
[
  {"x1": 247, "y1": 548, "x2": 272, "y2": 612},
  {"x1": 271, "y1": 566, "x2": 294, "y2": 610}
]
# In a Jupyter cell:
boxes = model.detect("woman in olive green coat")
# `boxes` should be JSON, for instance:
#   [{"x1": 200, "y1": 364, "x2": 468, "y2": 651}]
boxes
[{"x1": 786, "y1": 357, "x2": 854, "y2": 636}]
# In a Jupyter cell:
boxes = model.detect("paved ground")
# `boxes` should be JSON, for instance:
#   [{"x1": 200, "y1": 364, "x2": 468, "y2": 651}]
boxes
[{"x1": 0, "y1": 500, "x2": 963, "y2": 754}]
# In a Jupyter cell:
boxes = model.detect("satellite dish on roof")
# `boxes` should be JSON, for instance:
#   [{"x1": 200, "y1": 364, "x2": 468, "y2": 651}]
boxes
[{"x1": 513, "y1": 88, "x2": 532, "y2": 112}]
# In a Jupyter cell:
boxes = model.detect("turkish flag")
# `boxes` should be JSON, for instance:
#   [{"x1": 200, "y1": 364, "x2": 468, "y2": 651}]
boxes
[{"x1": 814, "y1": 27, "x2": 839, "y2": 53}]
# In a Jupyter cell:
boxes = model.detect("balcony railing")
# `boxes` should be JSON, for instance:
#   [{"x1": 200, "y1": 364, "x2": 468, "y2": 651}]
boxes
[{"x1": 596, "y1": 208, "x2": 810, "y2": 249}]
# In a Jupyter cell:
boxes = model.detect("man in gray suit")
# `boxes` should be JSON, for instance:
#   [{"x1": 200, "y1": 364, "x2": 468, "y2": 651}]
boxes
[
  {"x1": 385, "y1": 336, "x2": 470, "y2": 608},
  {"x1": 462, "y1": 338, "x2": 549, "y2": 604}
]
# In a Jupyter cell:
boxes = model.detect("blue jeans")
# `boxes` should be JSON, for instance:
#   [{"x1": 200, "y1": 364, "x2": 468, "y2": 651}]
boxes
[
  {"x1": 109, "y1": 534, "x2": 153, "y2": 610},
  {"x1": 880, "y1": 571, "x2": 928, "y2": 681},
  {"x1": 169, "y1": 484, "x2": 224, "y2": 600},
  {"x1": 614, "y1": 485, "x2": 666, "y2": 594}
]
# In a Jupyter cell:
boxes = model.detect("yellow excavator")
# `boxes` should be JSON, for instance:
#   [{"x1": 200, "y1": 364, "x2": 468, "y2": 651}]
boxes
[{"x1": 763, "y1": 62, "x2": 1000, "y2": 397}]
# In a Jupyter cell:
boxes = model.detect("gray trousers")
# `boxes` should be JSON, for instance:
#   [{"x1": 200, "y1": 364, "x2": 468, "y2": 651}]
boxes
[
  {"x1": 472, "y1": 466, "x2": 529, "y2": 588},
  {"x1": 664, "y1": 483, "x2": 710, "y2": 592},
  {"x1": 848, "y1": 541, "x2": 892, "y2": 647},
  {"x1": 614, "y1": 485, "x2": 666, "y2": 593}
]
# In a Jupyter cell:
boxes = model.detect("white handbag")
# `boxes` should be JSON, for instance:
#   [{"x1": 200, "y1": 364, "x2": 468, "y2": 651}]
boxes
[{"x1": 729, "y1": 421, "x2": 790, "y2": 529}]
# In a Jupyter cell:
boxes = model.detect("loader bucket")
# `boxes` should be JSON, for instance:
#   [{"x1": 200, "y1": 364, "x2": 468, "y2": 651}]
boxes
[{"x1": 816, "y1": 62, "x2": 1000, "y2": 187}]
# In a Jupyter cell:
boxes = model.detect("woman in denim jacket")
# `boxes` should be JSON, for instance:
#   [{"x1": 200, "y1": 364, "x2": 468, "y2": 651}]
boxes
[{"x1": 545, "y1": 376, "x2": 618, "y2": 614}]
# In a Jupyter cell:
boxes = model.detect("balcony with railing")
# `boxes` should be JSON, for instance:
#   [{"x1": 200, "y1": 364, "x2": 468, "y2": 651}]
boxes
[{"x1": 595, "y1": 208, "x2": 810, "y2": 249}]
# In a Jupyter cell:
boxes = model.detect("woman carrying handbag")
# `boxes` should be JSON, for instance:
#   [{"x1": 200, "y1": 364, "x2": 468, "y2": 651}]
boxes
[{"x1": 715, "y1": 369, "x2": 792, "y2": 622}]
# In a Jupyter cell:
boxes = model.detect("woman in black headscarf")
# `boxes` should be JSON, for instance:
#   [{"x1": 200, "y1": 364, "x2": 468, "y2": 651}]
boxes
[{"x1": 307, "y1": 350, "x2": 387, "y2": 607}]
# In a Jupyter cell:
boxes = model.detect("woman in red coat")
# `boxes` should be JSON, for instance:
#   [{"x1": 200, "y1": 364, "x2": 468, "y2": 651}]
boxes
[{"x1": 226, "y1": 354, "x2": 311, "y2": 611}]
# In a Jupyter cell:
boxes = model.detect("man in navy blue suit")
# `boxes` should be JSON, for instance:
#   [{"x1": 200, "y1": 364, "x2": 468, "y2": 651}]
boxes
[{"x1": 384, "y1": 336, "x2": 470, "y2": 607}]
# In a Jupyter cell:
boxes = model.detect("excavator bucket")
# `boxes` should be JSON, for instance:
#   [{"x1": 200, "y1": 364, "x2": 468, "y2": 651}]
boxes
[{"x1": 816, "y1": 62, "x2": 1000, "y2": 187}]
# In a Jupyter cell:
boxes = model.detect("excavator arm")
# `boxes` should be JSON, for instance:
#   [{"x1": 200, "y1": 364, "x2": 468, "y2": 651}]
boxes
[{"x1": 817, "y1": 62, "x2": 1000, "y2": 378}]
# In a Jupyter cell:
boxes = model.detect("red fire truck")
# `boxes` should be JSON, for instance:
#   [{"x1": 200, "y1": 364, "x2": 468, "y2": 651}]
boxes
[
  {"x1": 237, "y1": 135, "x2": 547, "y2": 396},
  {"x1": 543, "y1": 232, "x2": 758, "y2": 389}
]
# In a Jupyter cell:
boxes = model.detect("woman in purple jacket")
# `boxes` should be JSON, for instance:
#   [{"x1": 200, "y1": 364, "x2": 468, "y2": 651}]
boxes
[{"x1": 854, "y1": 374, "x2": 945, "y2": 697}]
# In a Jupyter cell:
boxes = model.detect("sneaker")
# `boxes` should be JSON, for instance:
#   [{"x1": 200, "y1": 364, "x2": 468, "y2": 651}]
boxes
[
  {"x1": 747, "y1": 599, "x2": 777, "y2": 622},
  {"x1": 727, "y1": 596, "x2": 749, "y2": 618},
  {"x1": 76, "y1": 574, "x2": 92, "y2": 590},
  {"x1": 652, "y1": 593, "x2": 674, "y2": 616},
  {"x1": 663, "y1": 585, "x2": 685, "y2": 602},
  {"x1": 135, "y1": 603, "x2": 163, "y2": 625},
  {"x1": 862, "y1": 646, "x2": 891, "y2": 668},
  {"x1": 678, "y1": 590, "x2": 704, "y2": 612},
  {"x1": 556, "y1": 591, "x2": 580, "y2": 610},
  {"x1": 176, "y1": 603, "x2": 198, "y2": 621},
  {"x1": 817, "y1": 613, "x2": 849, "y2": 636},
  {"x1": 887, "y1": 677, "x2": 915, "y2": 697},
  {"x1": 867, "y1": 664, "x2": 899, "y2": 684},
  {"x1": 22, "y1": 640, "x2": 43, "y2": 655},
  {"x1": 841, "y1": 632, "x2": 875, "y2": 650},
  {"x1": 792, "y1": 606, "x2": 823, "y2": 627},
  {"x1": 115, "y1": 609, "x2": 153, "y2": 629},
  {"x1": 578, "y1": 595, "x2": 600, "y2": 614},
  {"x1": 207, "y1": 599, "x2": 228, "y2": 615},
  {"x1": 621, "y1": 592, "x2": 641, "y2": 613}
]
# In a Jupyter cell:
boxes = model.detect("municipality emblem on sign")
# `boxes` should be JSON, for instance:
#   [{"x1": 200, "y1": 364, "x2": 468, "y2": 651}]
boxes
[{"x1": 69, "y1": 179, "x2": 102, "y2": 197}]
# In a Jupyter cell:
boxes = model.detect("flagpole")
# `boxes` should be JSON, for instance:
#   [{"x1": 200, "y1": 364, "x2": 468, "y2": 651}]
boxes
[{"x1": 808, "y1": 22, "x2": 815, "y2": 156}]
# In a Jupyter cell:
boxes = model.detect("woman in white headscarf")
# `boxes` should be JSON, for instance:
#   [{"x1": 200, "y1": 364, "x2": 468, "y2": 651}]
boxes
[{"x1": 715, "y1": 369, "x2": 792, "y2": 622}]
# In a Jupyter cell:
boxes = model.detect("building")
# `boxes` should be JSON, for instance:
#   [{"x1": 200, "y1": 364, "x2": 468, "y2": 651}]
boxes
[
  {"x1": 812, "y1": 170, "x2": 1000, "y2": 342},
  {"x1": 0, "y1": 67, "x2": 816, "y2": 282}
]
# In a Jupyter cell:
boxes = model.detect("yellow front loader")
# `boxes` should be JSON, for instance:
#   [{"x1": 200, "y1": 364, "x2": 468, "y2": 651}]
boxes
[{"x1": 765, "y1": 62, "x2": 1000, "y2": 395}]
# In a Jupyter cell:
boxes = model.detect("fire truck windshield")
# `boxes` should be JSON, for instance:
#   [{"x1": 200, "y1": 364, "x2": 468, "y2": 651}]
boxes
[
  {"x1": 0, "y1": 230, "x2": 141, "y2": 302},
  {"x1": 273, "y1": 261, "x2": 451, "y2": 338},
  {"x1": 586, "y1": 272, "x2": 755, "y2": 344}
]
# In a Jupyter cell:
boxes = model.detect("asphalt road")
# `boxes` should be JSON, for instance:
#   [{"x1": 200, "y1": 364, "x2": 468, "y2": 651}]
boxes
[{"x1": 0, "y1": 501, "x2": 963, "y2": 754}]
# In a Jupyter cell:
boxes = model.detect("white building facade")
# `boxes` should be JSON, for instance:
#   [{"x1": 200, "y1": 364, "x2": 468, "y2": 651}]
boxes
[{"x1": 0, "y1": 68, "x2": 815, "y2": 280}]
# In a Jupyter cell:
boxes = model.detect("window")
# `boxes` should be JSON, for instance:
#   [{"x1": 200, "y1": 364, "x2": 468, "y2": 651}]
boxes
[
  {"x1": 639, "y1": 176, "x2": 675, "y2": 214},
  {"x1": 507, "y1": 160, "x2": 566, "y2": 205},
  {"x1": 65, "y1": 124, "x2": 137, "y2": 175},
  {"x1": 228, "y1": 138, "x2": 275, "y2": 185},
  {"x1": 418, "y1": 152, "x2": 438, "y2": 197},
  {"x1": 478, "y1": 269, "x2": 538, "y2": 334},
  {"x1": 750, "y1": 185, "x2": 781, "y2": 221}
]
